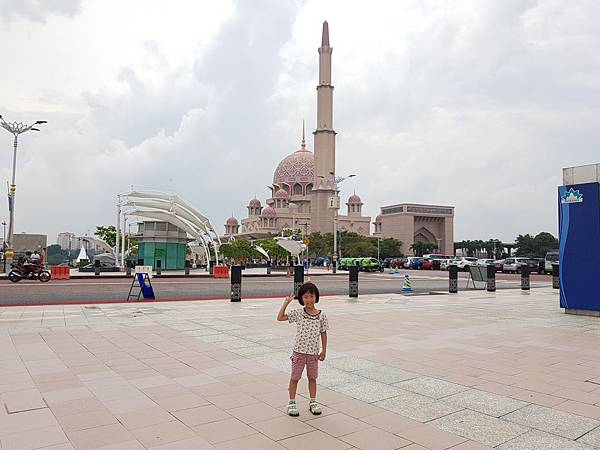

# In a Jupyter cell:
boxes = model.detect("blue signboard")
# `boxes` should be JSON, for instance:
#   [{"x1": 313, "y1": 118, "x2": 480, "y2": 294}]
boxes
[{"x1": 558, "y1": 182, "x2": 600, "y2": 311}]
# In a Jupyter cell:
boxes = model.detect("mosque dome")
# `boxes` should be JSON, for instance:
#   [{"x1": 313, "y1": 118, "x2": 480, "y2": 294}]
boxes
[
  {"x1": 375, "y1": 214, "x2": 382, "y2": 223},
  {"x1": 226, "y1": 216, "x2": 239, "y2": 226},
  {"x1": 347, "y1": 193, "x2": 362, "y2": 204},
  {"x1": 248, "y1": 198, "x2": 261, "y2": 208},
  {"x1": 274, "y1": 188, "x2": 289, "y2": 199},
  {"x1": 261, "y1": 206, "x2": 277, "y2": 218},
  {"x1": 273, "y1": 148, "x2": 314, "y2": 186}
]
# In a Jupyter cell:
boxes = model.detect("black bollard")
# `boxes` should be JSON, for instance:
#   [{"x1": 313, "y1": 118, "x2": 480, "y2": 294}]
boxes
[
  {"x1": 552, "y1": 263, "x2": 560, "y2": 289},
  {"x1": 126, "y1": 261, "x2": 132, "y2": 277},
  {"x1": 267, "y1": 259, "x2": 271, "y2": 275},
  {"x1": 449, "y1": 265, "x2": 458, "y2": 293},
  {"x1": 349, "y1": 265, "x2": 359, "y2": 298},
  {"x1": 156, "y1": 259, "x2": 162, "y2": 276},
  {"x1": 137, "y1": 258, "x2": 143, "y2": 266},
  {"x1": 521, "y1": 266, "x2": 530, "y2": 291},
  {"x1": 94, "y1": 259, "x2": 100, "y2": 276},
  {"x1": 209, "y1": 260, "x2": 215, "y2": 275},
  {"x1": 230, "y1": 265, "x2": 242, "y2": 302},
  {"x1": 184, "y1": 260, "x2": 190, "y2": 276},
  {"x1": 486, "y1": 264, "x2": 496, "y2": 292},
  {"x1": 294, "y1": 265, "x2": 304, "y2": 298}
]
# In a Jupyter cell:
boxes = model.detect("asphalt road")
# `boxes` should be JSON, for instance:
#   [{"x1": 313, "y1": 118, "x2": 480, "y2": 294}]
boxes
[{"x1": 0, "y1": 271, "x2": 553, "y2": 306}]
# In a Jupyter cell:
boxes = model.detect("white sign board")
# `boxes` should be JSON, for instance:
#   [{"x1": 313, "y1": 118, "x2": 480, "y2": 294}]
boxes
[
  {"x1": 134, "y1": 266, "x2": 153, "y2": 278},
  {"x1": 328, "y1": 195, "x2": 340, "y2": 209}
]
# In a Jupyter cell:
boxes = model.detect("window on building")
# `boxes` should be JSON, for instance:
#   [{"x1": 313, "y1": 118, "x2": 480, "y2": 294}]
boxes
[
  {"x1": 293, "y1": 184, "x2": 302, "y2": 195},
  {"x1": 306, "y1": 184, "x2": 313, "y2": 194}
]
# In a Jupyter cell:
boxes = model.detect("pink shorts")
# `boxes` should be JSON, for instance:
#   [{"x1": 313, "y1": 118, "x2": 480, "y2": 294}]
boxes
[{"x1": 290, "y1": 351, "x2": 319, "y2": 381}]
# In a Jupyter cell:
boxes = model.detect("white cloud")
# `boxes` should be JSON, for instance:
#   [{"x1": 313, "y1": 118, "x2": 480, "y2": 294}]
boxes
[{"x1": 1, "y1": 0, "x2": 599, "y2": 243}]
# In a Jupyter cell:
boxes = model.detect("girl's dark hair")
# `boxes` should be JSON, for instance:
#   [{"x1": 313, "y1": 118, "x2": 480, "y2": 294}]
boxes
[{"x1": 296, "y1": 282, "x2": 320, "y2": 305}]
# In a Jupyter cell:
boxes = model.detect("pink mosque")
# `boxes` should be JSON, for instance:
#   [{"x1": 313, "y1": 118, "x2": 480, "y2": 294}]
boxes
[{"x1": 223, "y1": 22, "x2": 455, "y2": 256}]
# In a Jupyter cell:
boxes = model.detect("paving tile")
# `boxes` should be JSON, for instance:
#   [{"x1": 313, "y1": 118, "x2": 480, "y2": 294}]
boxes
[
  {"x1": 510, "y1": 390, "x2": 567, "y2": 407},
  {"x1": 57, "y1": 408, "x2": 118, "y2": 432},
  {"x1": 396, "y1": 377, "x2": 470, "y2": 400},
  {"x1": 250, "y1": 415, "x2": 315, "y2": 440},
  {"x1": 0, "y1": 425, "x2": 68, "y2": 450},
  {"x1": 498, "y1": 430, "x2": 596, "y2": 450},
  {"x1": 67, "y1": 423, "x2": 135, "y2": 450},
  {"x1": 104, "y1": 395, "x2": 159, "y2": 415},
  {"x1": 448, "y1": 441, "x2": 495, "y2": 449},
  {"x1": 88, "y1": 441, "x2": 144, "y2": 450},
  {"x1": 225, "y1": 402, "x2": 283, "y2": 423},
  {"x1": 205, "y1": 392, "x2": 258, "y2": 410},
  {"x1": 131, "y1": 420, "x2": 196, "y2": 448},
  {"x1": 1, "y1": 388, "x2": 47, "y2": 413},
  {"x1": 375, "y1": 390, "x2": 463, "y2": 422},
  {"x1": 398, "y1": 423, "x2": 468, "y2": 450},
  {"x1": 360, "y1": 410, "x2": 422, "y2": 434},
  {"x1": 215, "y1": 432, "x2": 285, "y2": 450},
  {"x1": 328, "y1": 398, "x2": 384, "y2": 418},
  {"x1": 577, "y1": 425, "x2": 600, "y2": 447},
  {"x1": 49, "y1": 397, "x2": 107, "y2": 417},
  {"x1": 441, "y1": 389, "x2": 528, "y2": 417},
  {"x1": 503, "y1": 404, "x2": 600, "y2": 439},
  {"x1": 153, "y1": 394, "x2": 210, "y2": 412},
  {"x1": 278, "y1": 429, "x2": 353, "y2": 450},
  {"x1": 334, "y1": 380, "x2": 404, "y2": 403},
  {"x1": 304, "y1": 412, "x2": 372, "y2": 437},
  {"x1": 0, "y1": 407, "x2": 59, "y2": 435},
  {"x1": 340, "y1": 426, "x2": 412, "y2": 450},
  {"x1": 327, "y1": 357, "x2": 382, "y2": 372},
  {"x1": 193, "y1": 417, "x2": 256, "y2": 444},
  {"x1": 352, "y1": 365, "x2": 419, "y2": 384},
  {"x1": 429, "y1": 409, "x2": 530, "y2": 447},
  {"x1": 117, "y1": 407, "x2": 176, "y2": 430},
  {"x1": 146, "y1": 436, "x2": 215, "y2": 449},
  {"x1": 171, "y1": 404, "x2": 230, "y2": 427}
]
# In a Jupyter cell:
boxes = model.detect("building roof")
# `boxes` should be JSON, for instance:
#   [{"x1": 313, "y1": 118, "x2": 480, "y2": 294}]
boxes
[
  {"x1": 274, "y1": 188, "x2": 289, "y2": 199},
  {"x1": 261, "y1": 206, "x2": 278, "y2": 218},
  {"x1": 248, "y1": 198, "x2": 261, "y2": 208},
  {"x1": 226, "y1": 216, "x2": 239, "y2": 226},
  {"x1": 347, "y1": 193, "x2": 362, "y2": 204}
]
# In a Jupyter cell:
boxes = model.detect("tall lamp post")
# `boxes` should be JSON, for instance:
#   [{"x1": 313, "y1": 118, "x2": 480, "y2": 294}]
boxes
[
  {"x1": 0, "y1": 115, "x2": 47, "y2": 272},
  {"x1": 319, "y1": 172, "x2": 356, "y2": 273},
  {"x1": 2, "y1": 220, "x2": 6, "y2": 272}
]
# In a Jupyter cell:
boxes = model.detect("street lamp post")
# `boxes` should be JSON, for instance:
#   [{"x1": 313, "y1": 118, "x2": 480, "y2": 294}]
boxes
[
  {"x1": 0, "y1": 115, "x2": 47, "y2": 272},
  {"x1": 320, "y1": 173, "x2": 356, "y2": 273},
  {"x1": 2, "y1": 220, "x2": 6, "y2": 272}
]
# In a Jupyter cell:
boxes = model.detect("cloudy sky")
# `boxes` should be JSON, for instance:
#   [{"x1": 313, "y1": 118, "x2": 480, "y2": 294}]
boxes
[{"x1": 1, "y1": 0, "x2": 599, "y2": 244}]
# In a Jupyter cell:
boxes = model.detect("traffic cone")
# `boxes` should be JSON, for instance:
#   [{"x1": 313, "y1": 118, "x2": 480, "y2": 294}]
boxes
[{"x1": 402, "y1": 274, "x2": 413, "y2": 292}]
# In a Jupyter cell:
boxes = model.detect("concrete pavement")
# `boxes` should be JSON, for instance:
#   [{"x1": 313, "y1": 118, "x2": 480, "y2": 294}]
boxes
[{"x1": 1, "y1": 288, "x2": 598, "y2": 449}]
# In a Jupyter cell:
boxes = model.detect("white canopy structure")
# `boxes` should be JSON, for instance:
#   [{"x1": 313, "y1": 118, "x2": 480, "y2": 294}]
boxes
[
  {"x1": 119, "y1": 191, "x2": 221, "y2": 267},
  {"x1": 75, "y1": 245, "x2": 88, "y2": 263}
]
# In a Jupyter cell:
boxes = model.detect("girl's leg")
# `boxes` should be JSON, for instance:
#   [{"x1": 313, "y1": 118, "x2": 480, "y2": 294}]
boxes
[
  {"x1": 288, "y1": 378, "x2": 299, "y2": 400},
  {"x1": 308, "y1": 378, "x2": 317, "y2": 399}
]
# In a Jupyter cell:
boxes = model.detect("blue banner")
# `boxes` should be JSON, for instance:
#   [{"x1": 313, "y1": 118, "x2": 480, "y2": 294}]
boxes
[{"x1": 558, "y1": 182, "x2": 600, "y2": 311}]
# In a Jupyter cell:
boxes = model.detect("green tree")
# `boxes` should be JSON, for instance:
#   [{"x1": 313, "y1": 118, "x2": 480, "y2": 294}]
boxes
[
  {"x1": 378, "y1": 238, "x2": 403, "y2": 258},
  {"x1": 219, "y1": 238, "x2": 260, "y2": 261},
  {"x1": 410, "y1": 241, "x2": 438, "y2": 257},
  {"x1": 95, "y1": 226, "x2": 116, "y2": 248},
  {"x1": 255, "y1": 237, "x2": 291, "y2": 259},
  {"x1": 47, "y1": 244, "x2": 69, "y2": 265},
  {"x1": 515, "y1": 232, "x2": 558, "y2": 258},
  {"x1": 515, "y1": 234, "x2": 536, "y2": 257}
]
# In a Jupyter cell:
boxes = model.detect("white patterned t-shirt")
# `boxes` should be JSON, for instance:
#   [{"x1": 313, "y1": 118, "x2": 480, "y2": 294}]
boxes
[{"x1": 288, "y1": 308, "x2": 329, "y2": 355}]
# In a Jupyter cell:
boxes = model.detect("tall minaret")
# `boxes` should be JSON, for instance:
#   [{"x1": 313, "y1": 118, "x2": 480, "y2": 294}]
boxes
[{"x1": 311, "y1": 21, "x2": 337, "y2": 234}]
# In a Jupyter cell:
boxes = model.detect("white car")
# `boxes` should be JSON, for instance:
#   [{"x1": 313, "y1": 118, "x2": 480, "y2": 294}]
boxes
[
  {"x1": 454, "y1": 257, "x2": 478, "y2": 271},
  {"x1": 440, "y1": 258, "x2": 456, "y2": 270},
  {"x1": 476, "y1": 259, "x2": 495, "y2": 267}
]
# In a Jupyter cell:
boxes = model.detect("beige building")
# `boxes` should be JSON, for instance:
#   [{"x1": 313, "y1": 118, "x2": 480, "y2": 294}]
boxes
[{"x1": 373, "y1": 203, "x2": 454, "y2": 256}]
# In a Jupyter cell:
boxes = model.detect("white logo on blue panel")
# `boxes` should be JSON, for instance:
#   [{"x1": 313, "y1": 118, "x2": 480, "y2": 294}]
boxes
[{"x1": 561, "y1": 188, "x2": 584, "y2": 204}]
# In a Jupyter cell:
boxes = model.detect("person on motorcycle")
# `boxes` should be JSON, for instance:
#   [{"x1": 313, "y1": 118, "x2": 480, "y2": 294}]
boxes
[
  {"x1": 30, "y1": 250, "x2": 42, "y2": 266},
  {"x1": 19, "y1": 251, "x2": 34, "y2": 277}
]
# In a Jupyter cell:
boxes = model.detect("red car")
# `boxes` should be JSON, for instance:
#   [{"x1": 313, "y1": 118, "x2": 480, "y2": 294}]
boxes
[{"x1": 421, "y1": 258, "x2": 433, "y2": 270}]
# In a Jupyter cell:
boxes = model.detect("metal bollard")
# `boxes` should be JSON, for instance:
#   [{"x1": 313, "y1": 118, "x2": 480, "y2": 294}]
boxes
[
  {"x1": 521, "y1": 266, "x2": 530, "y2": 291},
  {"x1": 267, "y1": 260, "x2": 271, "y2": 275},
  {"x1": 137, "y1": 258, "x2": 143, "y2": 266},
  {"x1": 156, "y1": 259, "x2": 162, "y2": 276},
  {"x1": 552, "y1": 263, "x2": 560, "y2": 289},
  {"x1": 486, "y1": 265, "x2": 496, "y2": 292},
  {"x1": 126, "y1": 261, "x2": 132, "y2": 277},
  {"x1": 209, "y1": 260, "x2": 215, "y2": 275},
  {"x1": 230, "y1": 265, "x2": 242, "y2": 302},
  {"x1": 184, "y1": 260, "x2": 190, "y2": 276},
  {"x1": 349, "y1": 265, "x2": 359, "y2": 298},
  {"x1": 449, "y1": 265, "x2": 458, "y2": 293},
  {"x1": 94, "y1": 259, "x2": 100, "y2": 276},
  {"x1": 294, "y1": 265, "x2": 304, "y2": 298}
]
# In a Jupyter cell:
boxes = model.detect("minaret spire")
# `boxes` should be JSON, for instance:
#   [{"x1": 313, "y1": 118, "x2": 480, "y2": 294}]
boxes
[
  {"x1": 321, "y1": 21, "x2": 329, "y2": 47},
  {"x1": 301, "y1": 120, "x2": 306, "y2": 149}
]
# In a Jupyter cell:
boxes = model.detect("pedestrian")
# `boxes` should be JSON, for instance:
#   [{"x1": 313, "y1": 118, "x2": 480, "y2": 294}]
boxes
[{"x1": 277, "y1": 282, "x2": 329, "y2": 417}]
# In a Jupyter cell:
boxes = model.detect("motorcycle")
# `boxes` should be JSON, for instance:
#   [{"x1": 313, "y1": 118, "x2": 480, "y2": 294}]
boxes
[{"x1": 8, "y1": 262, "x2": 51, "y2": 283}]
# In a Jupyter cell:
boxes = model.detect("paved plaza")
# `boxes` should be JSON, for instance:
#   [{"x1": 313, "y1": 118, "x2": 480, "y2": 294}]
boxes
[{"x1": 1, "y1": 287, "x2": 599, "y2": 449}]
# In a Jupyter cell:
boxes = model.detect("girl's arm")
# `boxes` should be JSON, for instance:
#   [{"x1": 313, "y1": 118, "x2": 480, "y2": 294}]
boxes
[
  {"x1": 319, "y1": 332, "x2": 327, "y2": 360},
  {"x1": 277, "y1": 294, "x2": 294, "y2": 321}
]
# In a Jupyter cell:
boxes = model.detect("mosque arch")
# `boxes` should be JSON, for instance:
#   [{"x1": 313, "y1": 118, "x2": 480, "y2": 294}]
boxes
[
  {"x1": 414, "y1": 226, "x2": 437, "y2": 243},
  {"x1": 306, "y1": 183, "x2": 313, "y2": 194},
  {"x1": 293, "y1": 183, "x2": 302, "y2": 195}
]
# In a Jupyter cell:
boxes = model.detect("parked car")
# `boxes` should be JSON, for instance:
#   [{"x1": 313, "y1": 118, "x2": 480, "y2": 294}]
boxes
[
  {"x1": 359, "y1": 257, "x2": 384, "y2": 272},
  {"x1": 545, "y1": 251, "x2": 559, "y2": 274},
  {"x1": 383, "y1": 257, "x2": 393, "y2": 268},
  {"x1": 404, "y1": 257, "x2": 422, "y2": 269},
  {"x1": 476, "y1": 259, "x2": 495, "y2": 267},
  {"x1": 454, "y1": 257, "x2": 478, "y2": 271},
  {"x1": 526, "y1": 258, "x2": 545, "y2": 275},
  {"x1": 390, "y1": 257, "x2": 406, "y2": 269},
  {"x1": 440, "y1": 258, "x2": 456, "y2": 270},
  {"x1": 503, "y1": 257, "x2": 530, "y2": 273},
  {"x1": 338, "y1": 257, "x2": 353, "y2": 270},
  {"x1": 421, "y1": 258, "x2": 433, "y2": 270},
  {"x1": 493, "y1": 259, "x2": 505, "y2": 272}
]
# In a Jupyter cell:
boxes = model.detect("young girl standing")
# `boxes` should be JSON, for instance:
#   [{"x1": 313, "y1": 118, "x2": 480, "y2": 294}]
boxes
[{"x1": 277, "y1": 282, "x2": 329, "y2": 416}]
